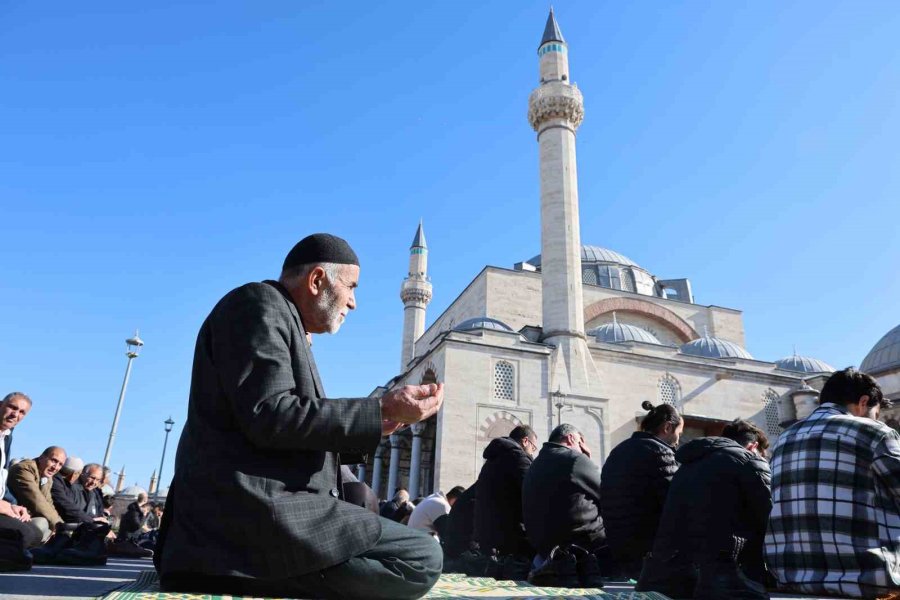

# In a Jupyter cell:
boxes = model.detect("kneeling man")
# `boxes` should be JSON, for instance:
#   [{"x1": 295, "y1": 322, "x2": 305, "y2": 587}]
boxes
[{"x1": 157, "y1": 234, "x2": 444, "y2": 600}]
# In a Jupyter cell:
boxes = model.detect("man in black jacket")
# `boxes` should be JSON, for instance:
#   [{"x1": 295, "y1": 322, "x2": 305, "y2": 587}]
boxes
[
  {"x1": 600, "y1": 401, "x2": 681, "y2": 578},
  {"x1": 523, "y1": 424, "x2": 605, "y2": 558},
  {"x1": 637, "y1": 419, "x2": 771, "y2": 600},
  {"x1": 474, "y1": 425, "x2": 538, "y2": 558},
  {"x1": 52, "y1": 461, "x2": 107, "y2": 526}
]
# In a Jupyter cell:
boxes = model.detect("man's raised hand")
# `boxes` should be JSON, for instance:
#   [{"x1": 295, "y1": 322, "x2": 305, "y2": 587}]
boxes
[{"x1": 380, "y1": 383, "x2": 444, "y2": 434}]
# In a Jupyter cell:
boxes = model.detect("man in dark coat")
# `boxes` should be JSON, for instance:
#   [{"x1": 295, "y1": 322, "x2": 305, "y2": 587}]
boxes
[
  {"x1": 474, "y1": 425, "x2": 537, "y2": 557},
  {"x1": 523, "y1": 424, "x2": 606, "y2": 558},
  {"x1": 637, "y1": 419, "x2": 771, "y2": 600},
  {"x1": 600, "y1": 401, "x2": 682, "y2": 577},
  {"x1": 157, "y1": 234, "x2": 444, "y2": 600},
  {"x1": 52, "y1": 462, "x2": 107, "y2": 526}
]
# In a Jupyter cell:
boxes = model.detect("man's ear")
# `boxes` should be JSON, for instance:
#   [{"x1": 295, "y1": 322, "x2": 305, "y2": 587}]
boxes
[{"x1": 305, "y1": 266, "x2": 326, "y2": 296}]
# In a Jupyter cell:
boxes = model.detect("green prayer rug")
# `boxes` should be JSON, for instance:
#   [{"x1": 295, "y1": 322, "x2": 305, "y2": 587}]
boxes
[{"x1": 103, "y1": 571, "x2": 673, "y2": 600}]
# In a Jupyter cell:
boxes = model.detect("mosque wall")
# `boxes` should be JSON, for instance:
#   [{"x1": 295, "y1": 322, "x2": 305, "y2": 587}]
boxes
[
  {"x1": 875, "y1": 369, "x2": 900, "y2": 399},
  {"x1": 414, "y1": 272, "x2": 488, "y2": 356},
  {"x1": 484, "y1": 269, "x2": 542, "y2": 331}
]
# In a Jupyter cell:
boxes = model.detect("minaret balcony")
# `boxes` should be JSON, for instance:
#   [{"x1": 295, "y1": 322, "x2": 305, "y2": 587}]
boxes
[{"x1": 528, "y1": 82, "x2": 584, "y2": 130}]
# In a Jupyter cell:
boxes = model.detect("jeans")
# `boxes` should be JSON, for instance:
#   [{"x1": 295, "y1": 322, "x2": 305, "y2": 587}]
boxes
[
  {"x1": 0, "y1": 515, "x2": 43, "y2": 548},
  {"x1": 162, "y1": 517, "x2": 443, "y2": 600}
]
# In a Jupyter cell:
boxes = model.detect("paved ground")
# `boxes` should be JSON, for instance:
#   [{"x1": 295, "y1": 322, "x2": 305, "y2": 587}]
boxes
[{"x1": 0, "y1": 557, "x2": 150, "y2": 599}]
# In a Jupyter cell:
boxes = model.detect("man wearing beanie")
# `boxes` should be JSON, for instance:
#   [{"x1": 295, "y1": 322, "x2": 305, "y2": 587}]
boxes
[{"x1": 158, "y1": 233, "x2": 444, "y2": 600}]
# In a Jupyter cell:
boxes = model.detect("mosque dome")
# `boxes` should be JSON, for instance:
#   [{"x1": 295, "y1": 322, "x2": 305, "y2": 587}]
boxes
[
  {"x1": 861, "y1": 323, "x2": 900, "y2": 374},
  {"x1": 775, "y1": 355, "x2": 835, "y2": 374},
  {"x1": 120, "y1": 485, "x2": 147, "y2": 498},
  {"x1": 680, "y1": 336, "x2": 753, "y2": 360},
  {"x1": 454, "y1": 317, "x2": 514, "y2": 333},
  {"x1": 589, "y1": 320, "x2": 661, "y2": 345},
  {"x1": 525, "y1": 245, "x2": 661, "y2": 296}
]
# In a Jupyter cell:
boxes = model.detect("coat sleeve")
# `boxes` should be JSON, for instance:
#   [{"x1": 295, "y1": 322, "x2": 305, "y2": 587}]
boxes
[
  {"x1": 739, "y1": 457, "x2": 772, "y2": 535},
  {"x1": 650, "y1": 448, "x2": 678, "y2": 512},
  {"x1": 872, "y1": 429, "x2": 900, "y2": 506},
  {"x1": 8, "y1": 464, "x2": 62, "y2": 528},
  {"x1": 572, "y1": 454, "x2": 604, "y2": 504},
  {"x1": 214, "y1": 284, "x2": 382, "y2": 453},
  {"x1": 50, "y1": 480, "x2": 92, "y2": 524}
]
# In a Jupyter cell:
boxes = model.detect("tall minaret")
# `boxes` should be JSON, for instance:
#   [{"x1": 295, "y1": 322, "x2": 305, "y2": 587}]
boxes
[
  {"x1": 399, "y1": 222, "x2": 433, "y2": 371},
  {"x1": 149, "y1": 469, "x2": 158, "y2": 494},
  {"x1": 115, "y1": 466, "x2": 126, "y2": 493},
  {"x1": 528, "y1": 10, "x2": 600, "y2": 397}
]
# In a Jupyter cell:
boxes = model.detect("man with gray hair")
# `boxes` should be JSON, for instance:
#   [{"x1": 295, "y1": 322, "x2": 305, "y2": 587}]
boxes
[
  {"x1": 523, "y1": 423, "x2": 607, "y2": 587},
  {"x1": 0, "y1": 392, "x2": 41, "y2": 570},
  {"x1": 1, "y1": 392, "x2": 32, "y2": 503},
  {"x1": 8, "y1": 446, "x2": 67, "y2": 542},
  {"x1": 158, "y1": 233, "x2": 444, "y2": 599},
  {"x1": 51, "y1": 457, "x2": 104, "y2": 525}
]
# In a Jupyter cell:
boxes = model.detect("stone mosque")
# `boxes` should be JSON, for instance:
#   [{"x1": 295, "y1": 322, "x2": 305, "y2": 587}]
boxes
[{"x1": 360, "y1": 10, "x2": 900, "y2": 499}]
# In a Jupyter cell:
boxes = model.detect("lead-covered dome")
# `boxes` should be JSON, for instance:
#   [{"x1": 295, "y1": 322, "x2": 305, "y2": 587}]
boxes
[
  {"x1": 680, "y1": 336, "x2": 753, "y2": 360},
  {"x1": 775, "y1": 355, "x2": 835, "y2": 374},
  {"x1": 120, "y1": 485, "x2": 147, "y2": 498},
  {"x1": 525, "y1": 244, "x2": 661, "y2": 296},
  {"x1": 454, "y1": 317, "x2": 514, "y2": 333},
  {"x1": 589, "y1": 322, "x2": 660, "y2": 345},
  {"x1": 861, "y1": 323, "x2": 900, "y2": 374}
]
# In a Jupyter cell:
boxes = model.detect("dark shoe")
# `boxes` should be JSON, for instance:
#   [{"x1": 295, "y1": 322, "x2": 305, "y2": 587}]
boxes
[
  {"x1": 484, "y1": 549, "x2": 501, "y2": 579},
  {"x1": 460, "y1": 544, "x2": 488, "y2": 577},
  {"x1": 694, "y1": 559, "x2": 769, "y2": 600},
  {"x1": 498, "y1": 554, "x2": 531, "y2": 581},
  {"x1": 31, "y1": 531, "x2": 73, "y2": 565},
  {"x1": 108, "y1": 539, "x2": 153, "y2": 558},
  {"x1": 55, "y1": 522, "x2": 109, "y2": 566},
  {"x1": 528, "y1": 545, "x2": 579, "y2": 588},
  {"x1": 0, "y1": 530, "x2": 32, "y2": 572},
  {"x1": 569, "y1": 545, "x2": 604, "y2": 588}
]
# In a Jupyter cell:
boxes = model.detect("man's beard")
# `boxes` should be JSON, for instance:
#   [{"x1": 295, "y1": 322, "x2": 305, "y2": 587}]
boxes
[{"x1": 313, "y1": 284, "x2": 344, "y2": 334}]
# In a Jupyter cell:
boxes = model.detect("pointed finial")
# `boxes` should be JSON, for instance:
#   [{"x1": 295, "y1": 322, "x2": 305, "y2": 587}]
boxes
[
  {"x1": 540, "y1": 7, "x2": 565, "y2": 47},
  {"x1": 612, "y1": 312, "x2": 618, "y2": 326},
  {"x1": 792, "y1": 344, "x2": 797, "y2": 357},
  {"x1": 703, "y1": 325, "x2": 710, "y2": 337},
  {"x1": 411, "y1": 221, "x2": 427, "y2": 249}
]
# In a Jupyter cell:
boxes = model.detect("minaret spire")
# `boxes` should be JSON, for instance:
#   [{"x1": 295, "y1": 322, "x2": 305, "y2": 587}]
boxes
[
  {"x1": 528, "y1": 10, "x2": 600, "y2": 399},
  {"x1": 400, "y1": 221, "x2": 433, "y2": 371}
]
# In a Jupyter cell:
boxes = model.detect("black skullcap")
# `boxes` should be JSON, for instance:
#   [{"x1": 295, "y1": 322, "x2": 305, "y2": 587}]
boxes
[{"x1": 282, "y1": 233, "x2": 359, "y2": 271}]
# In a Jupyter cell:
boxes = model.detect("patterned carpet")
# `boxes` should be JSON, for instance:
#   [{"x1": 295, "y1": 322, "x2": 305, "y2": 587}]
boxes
[{"x1": 102, "y1": 571, "x2": 673, "y2": 600}]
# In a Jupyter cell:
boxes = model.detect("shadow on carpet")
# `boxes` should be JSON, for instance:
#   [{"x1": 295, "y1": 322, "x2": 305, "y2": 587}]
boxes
[{"x1": 102, "y1": 571, "x2": 673, "y2": 600}]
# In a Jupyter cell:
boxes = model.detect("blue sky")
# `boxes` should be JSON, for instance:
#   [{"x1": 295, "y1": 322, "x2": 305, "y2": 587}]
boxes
[{"x1": 2, "y1": 2, "x2": 898, "y2": 491}]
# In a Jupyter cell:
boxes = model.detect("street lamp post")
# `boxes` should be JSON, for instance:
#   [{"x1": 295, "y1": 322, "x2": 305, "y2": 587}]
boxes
[
  {"x1": 156, "y1": 417, "x2": 175, "y2": 499},
  {"x1": 102, "y1": 331, "x2": 144, "y2": 469},
  {"x1": 551, "y1": 388, "x2": 569, "y2": 426}
]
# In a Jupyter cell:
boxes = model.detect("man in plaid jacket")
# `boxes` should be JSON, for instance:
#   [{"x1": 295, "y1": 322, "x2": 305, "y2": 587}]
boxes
[{"x1": 765, "y1": 367, "x2": 900, "y2": 599}]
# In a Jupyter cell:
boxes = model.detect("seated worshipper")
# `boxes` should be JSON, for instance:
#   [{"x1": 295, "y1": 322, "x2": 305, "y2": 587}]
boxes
[
  {"x1": 156, "y1": 234, "x2": 444, "y2": 600},
  {"x1": 145, "y1": 502, "x2": 163, "y2": 530},
  {"x1": 408, "y1": 486, "x2": 465, "y2": 538},
  {"x1": 1, "y1": 392, "x2": 32, "y2": 504},
  {"x1": 766, "y1": 368, "x2": 900, "y2": 599},
  {"x1": 473, "y1": 425, "x2": 537, "y2": 559},
  {"x1": 637, "y1": 419, "x2": 771, "y2": 600},
  {"x1": 52, "y1": 461, "x2": 108, "y2": 526},
  {"x1": 523, "y1": 423, "x2": 609, "y2": 587},
  {"x1": 439, "y1": 482, "x2": 477, "y2": 564},
  {"x1": 108, "y1": 492, "x2": 153, "y2": 558},
  {"x1": 380, "y1": 488, "x2": 415, "y2": 523},
  {"x1": 7, "y1": 446, "x2": 67, "y2": 542},
  {"x1": 600, "y1": 401, "x2": 682, "y2": 578}
]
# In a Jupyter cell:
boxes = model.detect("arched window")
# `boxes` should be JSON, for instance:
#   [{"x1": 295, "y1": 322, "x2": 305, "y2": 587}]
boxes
[
  {"x1": 493, "y1": 361, "x2": 515, "y2": 401},
  {"x1": 658, "y1": 374, "x2": 681, "y2": 410},
  {"x1": 621, "y1": 268, "x2": 636, "y2": 293},
  {"x1": 582, "y1": 267, "x2": 598, "y2": 285},
  {"x1": 763, "y1": 389, "x2": 783, "y2": 438}
]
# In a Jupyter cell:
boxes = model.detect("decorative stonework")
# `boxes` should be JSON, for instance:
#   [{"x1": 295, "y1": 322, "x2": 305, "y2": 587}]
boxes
[
  {"x1": 477, "y1": 410, "x2": 525, "y2": 443},
  {"x1": 584, "y1": 297, "x2": 698, "y2": 343},
  {"x1": 528, "y1": 83, "x2": 584, "y2": 130},
  {"x1": 400, "y1": 287, "x2": 433, "y2": 305}
]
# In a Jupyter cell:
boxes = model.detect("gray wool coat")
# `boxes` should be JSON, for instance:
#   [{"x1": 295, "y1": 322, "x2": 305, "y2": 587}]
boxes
[{"x1": 158, "y1": 281, "x2": 383, "y2": 579}]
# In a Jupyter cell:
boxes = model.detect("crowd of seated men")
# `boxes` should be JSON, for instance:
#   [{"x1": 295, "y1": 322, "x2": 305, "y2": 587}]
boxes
[
  {"x1": 434, "y1": 367, "x2": 899, "y2": 600},
  {"x1": 0, "y1": 392, "x2": 163, "y2": 572}
]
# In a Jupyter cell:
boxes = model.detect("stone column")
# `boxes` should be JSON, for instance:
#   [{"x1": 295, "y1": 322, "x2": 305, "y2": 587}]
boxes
[
  {"x1": 371, "y1": 441, "x2": 386, "y2": 498},
  {"x1": 408, "y1": 423, "x2": 426, "y2": 498},
  {"x1": 386, "y1": 434, "x2": 401, "y2": 499}
]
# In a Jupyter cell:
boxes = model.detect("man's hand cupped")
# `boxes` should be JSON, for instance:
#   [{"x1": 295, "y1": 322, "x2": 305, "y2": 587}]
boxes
[{"x1": 380, "y1": 383, "x2": 444, "y2": 436}]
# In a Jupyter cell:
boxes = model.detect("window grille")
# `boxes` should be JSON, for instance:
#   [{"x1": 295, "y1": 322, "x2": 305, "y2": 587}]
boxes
[
  {"x1": 763, "y1": 390, "x2": 783, "y2": 437},
  {"x1": 659, "y1": 375, "x2": 680, "y2": 409},
  {"x1": 582, "y1": 267, "x2": 598, "y2": 285},
  {"x1": 494, "y1": 361, "x2": 515, "y2": 401}
]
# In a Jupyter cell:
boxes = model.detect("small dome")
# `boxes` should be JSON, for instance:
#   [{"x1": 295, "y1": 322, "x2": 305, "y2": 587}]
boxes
[
  {"x1": 861, "y1": 323, "x2": 900, "y2": 374},
  {"x1": 454, "y1": 317, "x2": 514, "y2": 333},
  {"x1": 589, "y1": 322, "x2": 660, "y2": 345},
  {"x1": 120, "y1": 485, "x2": 147, "y2": 497},
  {"x1": 775, "y1": 355, "x2": 835, "y2": 374},
  {"x1": 680, "y1": 336, "x2": 753, "y2": 360}
]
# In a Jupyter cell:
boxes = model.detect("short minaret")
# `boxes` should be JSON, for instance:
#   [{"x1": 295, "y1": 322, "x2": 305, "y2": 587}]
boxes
[
  {"x1": 148, "y1": 469, "x2": 158, "y2": 495},
  {"x1": 399, "y1": 221, "x2": 433, "y2": 371},
  {"x1": 115, "y1": 466, "x2": 126, "y2": 493},
  {"x1": 528, "y1": 10, "x2": 600, "y2": 397}
]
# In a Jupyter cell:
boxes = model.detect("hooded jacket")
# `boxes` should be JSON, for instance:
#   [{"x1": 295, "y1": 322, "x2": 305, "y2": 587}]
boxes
[
  {"x1": 474, "y1": 436, "x2": 533, "y2": 556},
  {"x1": 600, "y1": 431, "x2": 678, "y2": 566},
  {"x1": 651, "y1": 436, "x2": 771, "y2": 562}
]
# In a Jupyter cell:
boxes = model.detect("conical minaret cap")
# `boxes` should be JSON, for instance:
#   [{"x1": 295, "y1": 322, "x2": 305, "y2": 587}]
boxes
[
  {"x1": 540, "y1": 8, "x2": 565, "y2": 48},
  {"x1": 410, "y1": 220, "x2": 427, "y2": 249}
]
